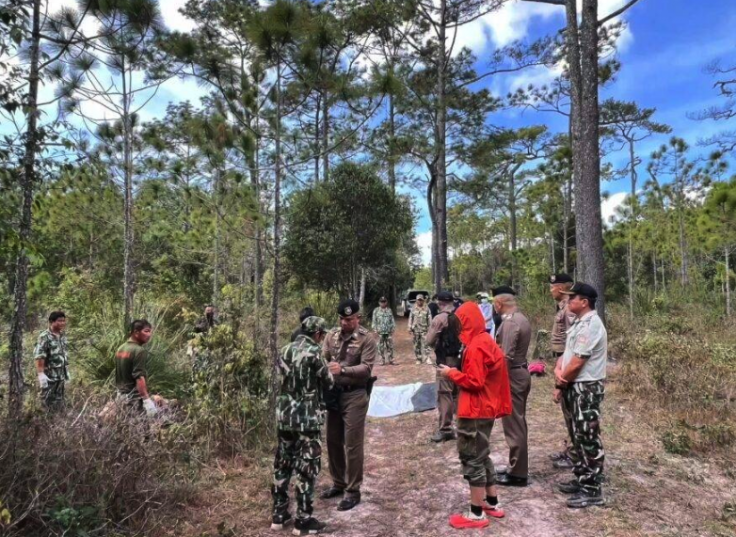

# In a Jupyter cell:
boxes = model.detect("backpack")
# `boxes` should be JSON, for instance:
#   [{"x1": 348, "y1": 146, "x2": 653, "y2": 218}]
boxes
[{"x1": 437, "y1": 313, "x2": 462, "y2": 365}]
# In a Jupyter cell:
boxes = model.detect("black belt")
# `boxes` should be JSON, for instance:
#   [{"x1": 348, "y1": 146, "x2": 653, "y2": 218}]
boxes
[
  {"x1": 552, "y1": 351, "x2": 564, "y2": 357},
  {"x1": 340, "y1": 384, "x2": 366, "y2": 392},
  {"x1": 509, "y1": 363, "x2": 528, "y2": 370}
]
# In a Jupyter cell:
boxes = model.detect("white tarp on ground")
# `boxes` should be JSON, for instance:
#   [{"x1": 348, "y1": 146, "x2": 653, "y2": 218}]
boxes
[{"x1": 368, "y1": 382, "x2": 437, "y2": 418}]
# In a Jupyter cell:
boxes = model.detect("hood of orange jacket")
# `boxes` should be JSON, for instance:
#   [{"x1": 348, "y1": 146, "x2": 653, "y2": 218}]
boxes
[{"x1": 456, "y1": 302, "x2": 486, "y2": 346}]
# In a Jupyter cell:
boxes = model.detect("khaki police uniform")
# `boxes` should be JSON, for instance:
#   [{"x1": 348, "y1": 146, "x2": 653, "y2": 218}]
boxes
[
  {"x1": 322, "y1": 325, "x2": 377, "y2": 500},
  {"x1": 497, "y1": 310, "x2": 532, "y2": 478}
]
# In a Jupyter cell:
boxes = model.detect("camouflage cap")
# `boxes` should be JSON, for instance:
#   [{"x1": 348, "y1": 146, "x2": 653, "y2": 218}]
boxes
[{"x1": 301, "y1": 316, "x2": 328, "y2": 334}]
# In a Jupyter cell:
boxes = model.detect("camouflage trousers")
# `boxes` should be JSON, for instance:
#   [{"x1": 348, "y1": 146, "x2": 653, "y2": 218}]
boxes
[
  {"x1": 565, "y1": 381, "x2": 605, "y2": 494},
  {"x1": 378, "y1": 334, "x2": 394, "y2": 364},
  {"x1": 412, "y1": 330, "x2": 431, "y2": 363},
  {"x1": 41, "y1": 380, "x2": 65, "y2": 411},
  {"x1": 457, "y1": 418, "x2": 496, "y2": 487},
  {"x1": 272, "y1": 429, "x2": 322, "y2": 520}
]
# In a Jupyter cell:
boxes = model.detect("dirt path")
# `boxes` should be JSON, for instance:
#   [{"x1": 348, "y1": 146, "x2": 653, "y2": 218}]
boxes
[{"x1": 176, "y1": 318, "x2": 736, "y2": 537}]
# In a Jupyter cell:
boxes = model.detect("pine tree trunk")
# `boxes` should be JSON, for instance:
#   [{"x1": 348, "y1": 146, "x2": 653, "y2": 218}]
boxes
[
  {"x1": 435, "y1": 0, "x2": 449, "y2": 290},
  {"x1": 213, "y1": 169, "x2": 221, "y2": 306},
  {"x1": 509, "y1": 167, "x2": 519, "y2": 288},
  {"x1": 359, "y1": 268, "x2": 366, "y2": 310},
  {"x1": 388, "y1": 92, "x2": 396, "y2": 193},
  {"x1": 575, "y1": 0, "x2": 607, "y2": 322},
  {"x1": 122, "y1": 57, "x2": 135, "y2": 328},
  {"x1": 628, "y1": 139, "x2": 637, "y2": 319},
  {"x1": 269, "y1": 62, "x2": 283, "y2": 401},
  {"x1": 652, "y1": 251, "x2": 657, "y2": 293},
  {"x1": 563, "y1": 171, "x2": 571, "y2": 274},
  {"x1": 8, "y1": 0, "x2": 42, "y2": 418},
  {"x1": 322, "y1": 90, "x2": 329, "y2": 182},
  {"x1": 726, "y1": 247, "x2": 731, "y2": 317},
  {"x1": 314, "y1": 95, "x2": 320, "y2": 183}
]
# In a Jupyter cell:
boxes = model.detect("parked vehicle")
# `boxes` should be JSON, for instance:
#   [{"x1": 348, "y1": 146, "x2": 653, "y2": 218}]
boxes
[{"x1": 400, "y1": 290, "x2": 430, "y2": 317}]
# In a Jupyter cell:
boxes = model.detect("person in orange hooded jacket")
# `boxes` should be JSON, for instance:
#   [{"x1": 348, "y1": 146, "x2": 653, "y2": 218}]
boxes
[{"x1": 438, "y1": 302, "x2": 512, "y2": 529}]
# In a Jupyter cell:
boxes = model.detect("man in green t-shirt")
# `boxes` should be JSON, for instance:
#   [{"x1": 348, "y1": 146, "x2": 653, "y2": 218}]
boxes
[{"x1": 115, "y1": 319, "x2": 157, "y2": 417}]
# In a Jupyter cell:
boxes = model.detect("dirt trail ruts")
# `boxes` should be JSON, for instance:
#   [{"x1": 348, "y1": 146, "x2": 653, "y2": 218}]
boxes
[{"x1": 174, "y1": 317, "x2": 736, "y2": 537}]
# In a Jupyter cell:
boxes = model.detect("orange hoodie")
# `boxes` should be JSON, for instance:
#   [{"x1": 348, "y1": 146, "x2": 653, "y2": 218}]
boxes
[{"x1": 447, "y1": 302, "x2": 512, "y2": 419}]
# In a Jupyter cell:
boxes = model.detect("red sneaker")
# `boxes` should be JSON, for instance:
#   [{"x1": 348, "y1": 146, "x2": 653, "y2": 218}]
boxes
[
  {"x1": 449, "y1": 512, "x2": 490, "y2": 529},
  {"x1": 483, "y1": 503, "x2": 505, "y2": 518}
]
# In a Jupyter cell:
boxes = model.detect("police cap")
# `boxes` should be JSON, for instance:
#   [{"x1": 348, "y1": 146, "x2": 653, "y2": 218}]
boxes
[
  {"x1": 491, "y1": 285, "x2": 516, "y2": 297},
  {"x1": 337, "y1": 299, "x2": 360, "y2": 317},
  {"x1": 436, "y1": 291, "x2": 454, "y2": 302},
  {"x1": 549, "y1": 273, "x2": 574, "y2": 284},
  {"x1": 561, "y1": 282, "x2": 598, "y2": 301}
]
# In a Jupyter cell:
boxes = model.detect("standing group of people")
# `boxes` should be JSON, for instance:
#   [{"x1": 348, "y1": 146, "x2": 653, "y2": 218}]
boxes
[
  {"x1": 270, "y1": 275, "x2": 608, "y2": 533},
  {"x1": 33, "y1": 311, "x2": 171, "y2": 417}
]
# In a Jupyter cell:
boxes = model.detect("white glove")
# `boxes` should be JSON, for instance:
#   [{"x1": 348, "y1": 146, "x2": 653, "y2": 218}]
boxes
[
  {"x1": 38, "y1": 372, "x2": 50, "y2": 389},
  {"x1": 142, "y1": 398, "x2": 158, "y2": 417}
]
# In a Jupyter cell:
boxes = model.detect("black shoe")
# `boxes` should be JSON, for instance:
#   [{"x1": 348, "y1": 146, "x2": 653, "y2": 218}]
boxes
[
  {"x1": 549, "y1": 451, "x2": 568, "y2": 461},
  {"x1": 553, "y1": 456, "x2": 575, "y2": 469},
  {"x1": 557, "y1": 479, "x2": 582, "y2": 494},
  {"x1": 496, "y1": 473, "x2": 528, "y2": 487},
  {"x1": 292, "y1": 517, "x2": 327, "y2": 535},
  {"x1": 337, "y1": 496, "x2": 361, "y2": 511},
  {"x1": 271, "y1": 512, "x2": 293, "y2": 530},
  {"x1": 430, "y1": 431, "x2": 456, "y2": 443},
  {"x1": 319, "y1": 486, "x2": 344, "y2": 499},
  {"x1": 567, "y1": 490, "x2": 605, "y2": 508}
]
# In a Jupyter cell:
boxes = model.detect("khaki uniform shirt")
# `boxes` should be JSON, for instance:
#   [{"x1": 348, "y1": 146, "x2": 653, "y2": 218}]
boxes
[
  {"x1": 322, "y1": 326, "x2": 377, "y2": 388},
  {"x1": 551, "y1": 298, "x2": 575, "y2": 353},
  {"x1": 496, "y1": 311, "x2": 532, "y2": 367},
  {"x1": 561, "y1": 310, "x2": 608, "y2": 382}
]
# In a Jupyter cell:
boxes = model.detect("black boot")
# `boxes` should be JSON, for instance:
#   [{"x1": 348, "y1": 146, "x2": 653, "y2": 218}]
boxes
[
  {"x1": 292, "y1": 517, "x2": 327, "y2": 535},
  {"x1": 271, "y1": 512, "x2": 292, "y2": 530}
]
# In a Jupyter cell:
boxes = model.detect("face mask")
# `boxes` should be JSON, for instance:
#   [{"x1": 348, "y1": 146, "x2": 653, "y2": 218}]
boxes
[{"x1": 481, "y1": 298, "x2": 488, "y2": 304}]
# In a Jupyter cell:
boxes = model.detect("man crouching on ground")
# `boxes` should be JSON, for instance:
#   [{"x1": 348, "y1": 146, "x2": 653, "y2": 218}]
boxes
[{"x1": 437, "y1": 302, "x2": 512, "y2": 529}]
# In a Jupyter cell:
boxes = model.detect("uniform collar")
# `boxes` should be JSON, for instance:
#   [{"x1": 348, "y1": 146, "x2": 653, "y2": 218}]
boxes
[{"x1": 573, "y1": 309, "x2": 597, "y2": 323}]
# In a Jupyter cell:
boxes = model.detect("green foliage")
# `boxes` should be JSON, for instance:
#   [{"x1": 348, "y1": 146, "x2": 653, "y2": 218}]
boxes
[
  {"x1": 187, "y1": 324, "x2": 271, "y2": 453},
  {"x1": 284, "y1": 162, "x2": 414, "y2": 296}
]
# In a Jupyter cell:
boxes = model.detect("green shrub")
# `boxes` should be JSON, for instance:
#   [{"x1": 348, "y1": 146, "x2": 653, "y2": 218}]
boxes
[
  {"x1": 187, "y1": 323, "x2": 271, "y2": 454},
  {"x1": 662, "y1": 424, "x2": 693, "y2": 456}
]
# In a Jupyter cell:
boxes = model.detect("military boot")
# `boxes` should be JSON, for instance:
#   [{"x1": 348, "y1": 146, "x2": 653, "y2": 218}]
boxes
[
  {"x1": 292, "y1": 517, "x2": 327, "y2": 535},
  {"x1": 271, "y1": 512, "x2": 292, "y2": 530},
  {"x1": 567, "y1": 489, "x2": 605, "y2": 508}
]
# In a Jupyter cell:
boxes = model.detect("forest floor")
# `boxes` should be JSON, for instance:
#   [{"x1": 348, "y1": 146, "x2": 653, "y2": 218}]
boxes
[{"x1": 171, "y1": 318, "x2": 736, "y2": 537}]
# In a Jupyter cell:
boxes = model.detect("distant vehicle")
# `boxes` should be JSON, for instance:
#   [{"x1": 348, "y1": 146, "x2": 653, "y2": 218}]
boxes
[{"x1": 401, "y1": 290, "x2": 430, "y2": 318}]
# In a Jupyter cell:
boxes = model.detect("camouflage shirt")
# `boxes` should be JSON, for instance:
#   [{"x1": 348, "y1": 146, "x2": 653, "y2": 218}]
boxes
[
  {"x1": 33, "y1": 329, "x2": 69, "y2": 381},
  {"x1": 409, "y1": 305, "x2": 431, "y2": 333},
  {"x1": 372, "y1": 307, "x2": 395, "y2": 335},
  {"x1": 277, "y1": 334, "x2": 335, "y2": 432}
]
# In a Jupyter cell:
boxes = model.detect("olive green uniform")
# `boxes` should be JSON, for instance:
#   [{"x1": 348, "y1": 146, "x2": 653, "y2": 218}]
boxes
[{"x1": 34, "y1": 329, "x2": 70, "y2": 410}]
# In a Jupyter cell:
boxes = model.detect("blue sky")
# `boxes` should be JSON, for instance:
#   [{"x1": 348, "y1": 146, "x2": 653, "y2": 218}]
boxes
[{"x1": 6, "y1": 0, "x2": 735, "y2": 265}]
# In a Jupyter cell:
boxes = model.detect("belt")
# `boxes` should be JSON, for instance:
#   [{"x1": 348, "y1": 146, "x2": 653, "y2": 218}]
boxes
[
  {"x1": 340, "y1": 384, "x2": 366, "y2": 392},
  {"x1": 509, "y1": 363, "x2": 528, "y2": 370},
  {"x1": 552, "y1": 351, "x2": 564, "y2": 357}
]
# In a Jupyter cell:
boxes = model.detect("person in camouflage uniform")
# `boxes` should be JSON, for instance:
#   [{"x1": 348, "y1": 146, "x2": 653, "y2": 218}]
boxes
[
  {"x1": 271, "y1": 316, "x2": 334, "y2": 535},
  {"x1": 555, "y1": 283, "x2": 607, "y2": 509},
  {"x1": 408, "y1": 294, "x2": 432, "y2": 364},
  {"x1": 372, "y1": 296, "x2": 396, "y2": 365},
  {"x1": 34, "y1": 311, "x2": 70, "y2": 410}
]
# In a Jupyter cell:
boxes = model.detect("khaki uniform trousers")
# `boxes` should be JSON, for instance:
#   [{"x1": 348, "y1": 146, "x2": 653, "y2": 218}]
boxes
[
  {"x1": 437, "y1": 355, "x2": 460, "y2": 433},
  {"x1": 501, "y1": 367, "x2": 531, "y2": 477},
  {"x1": 326, "y1": 388, "x2": 369, "y2": 499}
]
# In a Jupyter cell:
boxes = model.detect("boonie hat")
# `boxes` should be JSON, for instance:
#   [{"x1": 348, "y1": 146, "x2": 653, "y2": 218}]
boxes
[{"x1": 302, "y1": 316, "x2": 328, "y2": 334}]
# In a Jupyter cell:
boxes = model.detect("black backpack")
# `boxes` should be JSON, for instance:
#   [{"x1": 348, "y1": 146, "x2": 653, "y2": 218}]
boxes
[{"x1": 437, "y1": 313, "x2": 462, "y2": 365}]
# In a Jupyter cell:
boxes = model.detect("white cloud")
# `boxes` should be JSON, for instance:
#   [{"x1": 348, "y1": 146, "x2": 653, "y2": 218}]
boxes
[
  {"x1": 601, "y1": 191, "x2": 627, "y2": 226},
  {"x1": 160, "y1": 0, "x2": 196, "y2": 33},
  {"x1": 417, "y1": 231, "x2": 433, "y2": 266}
]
